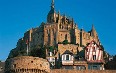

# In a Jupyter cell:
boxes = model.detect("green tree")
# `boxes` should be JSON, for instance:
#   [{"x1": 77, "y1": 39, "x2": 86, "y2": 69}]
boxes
[
  {"x1": 62, "y1": 40, "x2": 69, "y2": 45},
  {"x1": 56, "y1": 53, "x2": 62, "y2": 69},
  {"x1": 8, "y1": 48, "x2": 18, "y2": 59},
  {"x1": 78, "y1": 50, "x2": 85, "y2": 58},
  {"x1": 30, "y1": 45, "x2": 46, "y2": 59},
  {"x1": 49, "y1": 46, "x2": 54, "y2": 52}
]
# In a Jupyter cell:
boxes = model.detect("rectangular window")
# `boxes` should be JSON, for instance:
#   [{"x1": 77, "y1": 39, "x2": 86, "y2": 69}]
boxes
[
  {"x1": 93, "y1": 55, "x2": 96, "y2": 60},
  {"x1": 66, "y1": 55, "x2": 69, "y2": 60}
]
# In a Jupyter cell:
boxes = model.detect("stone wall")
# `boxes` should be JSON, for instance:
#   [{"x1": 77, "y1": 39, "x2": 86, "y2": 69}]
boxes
[
  {"x1": 74, "y1": 28, "x2": 80, "y2": 45},
  {"x1": 80, "y1": 29, "x2": 100, "y2": 47},
  {"x1": 5, "y1": 56, "x2": 50, "y2": 73},
  {"x1": 31, "y1": 26, "x2": 44, "y2": 47},
  {"x1": 58, "y1": 30, "x2": 71, "y2": 43},
  {"x1": 51, "y1": 69, "x2": 116, "y2": 73},
  {"x1": 58, "y1": 44, "x2": 78, "y2": 55},
  {"x1": 44, "y1": 23, "x2": 58, "y2": 46}
]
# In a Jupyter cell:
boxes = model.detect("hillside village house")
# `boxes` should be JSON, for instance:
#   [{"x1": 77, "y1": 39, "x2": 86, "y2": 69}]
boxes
[{"x1": 85, "y1": 41, "x2": 104, "y2": 70}]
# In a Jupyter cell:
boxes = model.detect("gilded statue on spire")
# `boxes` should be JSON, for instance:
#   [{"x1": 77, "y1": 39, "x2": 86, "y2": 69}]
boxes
[{"x1": 51, "y1": 0, "x2": 55, "y2": 9}]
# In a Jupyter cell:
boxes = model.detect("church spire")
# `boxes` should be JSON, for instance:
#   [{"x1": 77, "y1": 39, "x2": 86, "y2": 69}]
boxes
[
  {"x1": 92, "y1": 24, "x2": 95, "y2": 31},
  {"x1": 51, "y1": 0, "x2": 55, "y2": 10}
]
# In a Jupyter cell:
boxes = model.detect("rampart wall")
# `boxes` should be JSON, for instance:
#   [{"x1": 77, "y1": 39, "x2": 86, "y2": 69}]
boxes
[
  {"x1": 5, "y1": 56, "x2": 50, "y2": 73},
  {"x1": 51, "y1": 69, "x2": 116, "y2": 73}
]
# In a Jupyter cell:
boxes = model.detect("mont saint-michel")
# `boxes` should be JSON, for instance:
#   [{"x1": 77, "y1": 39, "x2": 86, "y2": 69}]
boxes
[{"x1": 0, "y1": 0, "x2": 116, "y2": 73}]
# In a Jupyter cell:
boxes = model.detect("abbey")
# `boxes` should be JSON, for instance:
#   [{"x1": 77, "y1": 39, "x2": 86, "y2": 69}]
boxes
[
  {"x1": 28, "y1": 0, "x2": 100, "y2": 48},
  {"x1": 44, "y1": 0, "x2": 100, "y2": 47},
  {"x1": 29, "y1": 0, "x2": 103, "y2": 70},
  {"x1": 7, "y1": 0, "x2": 105, "y2": 71}
]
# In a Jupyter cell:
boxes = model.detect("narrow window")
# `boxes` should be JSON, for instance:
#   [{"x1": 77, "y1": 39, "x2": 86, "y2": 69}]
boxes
[
  {"x1": 65, "y1": 34, "x2": 67, "y2": 40},
  {"x1": 59, "y1": 24, "x2": 61, "y2": 29}
]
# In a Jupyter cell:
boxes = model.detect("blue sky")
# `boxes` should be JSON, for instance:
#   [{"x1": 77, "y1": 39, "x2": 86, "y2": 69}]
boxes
[{"x1": 0, "y1": 0, "x2": 116, "y2": 61}]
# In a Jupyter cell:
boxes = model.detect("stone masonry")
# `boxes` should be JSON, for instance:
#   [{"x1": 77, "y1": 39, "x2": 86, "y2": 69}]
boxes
[{"x1": 5, "y1": 56, "x2": 50, "y2": 73}]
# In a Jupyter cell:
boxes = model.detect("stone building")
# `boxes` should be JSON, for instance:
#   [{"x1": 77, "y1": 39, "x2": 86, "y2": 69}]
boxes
[
  {"x1": 12, "y1": 0, "x2": 101, "y2": 53},
  {"x1": 5, "y1": 56, "x2": 50, "y2": 73},
  {"x1": 20, "y1": 0, "x2": 100, "y2": 48},
  {"x1": 44, "y1": 0, "x2": 100, "y2": 47}
]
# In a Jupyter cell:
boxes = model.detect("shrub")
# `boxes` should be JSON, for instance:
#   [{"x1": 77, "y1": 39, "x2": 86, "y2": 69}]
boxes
[{"x1": 62, "y1": 40, "x2": 69, "y2": 45}]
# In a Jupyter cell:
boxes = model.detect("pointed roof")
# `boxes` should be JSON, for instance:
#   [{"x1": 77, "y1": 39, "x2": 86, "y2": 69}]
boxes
[
  {"x1": 92, "y1": 24, "x2": 96, "y2": 31},
  {"x1": 85, "y1": 40, "x2": 102, "y2": 50},
  {"x1": 62, "y1": 50, "x2": 73, "y2": 55},
  {"x1": 91, "y1": 24, "x2": 97, "y2": 37}
]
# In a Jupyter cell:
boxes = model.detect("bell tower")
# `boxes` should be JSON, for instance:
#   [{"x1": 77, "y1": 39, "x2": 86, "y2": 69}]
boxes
[{"x1": 47, "y1": 0, "x2": 56, "y2": 23}]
